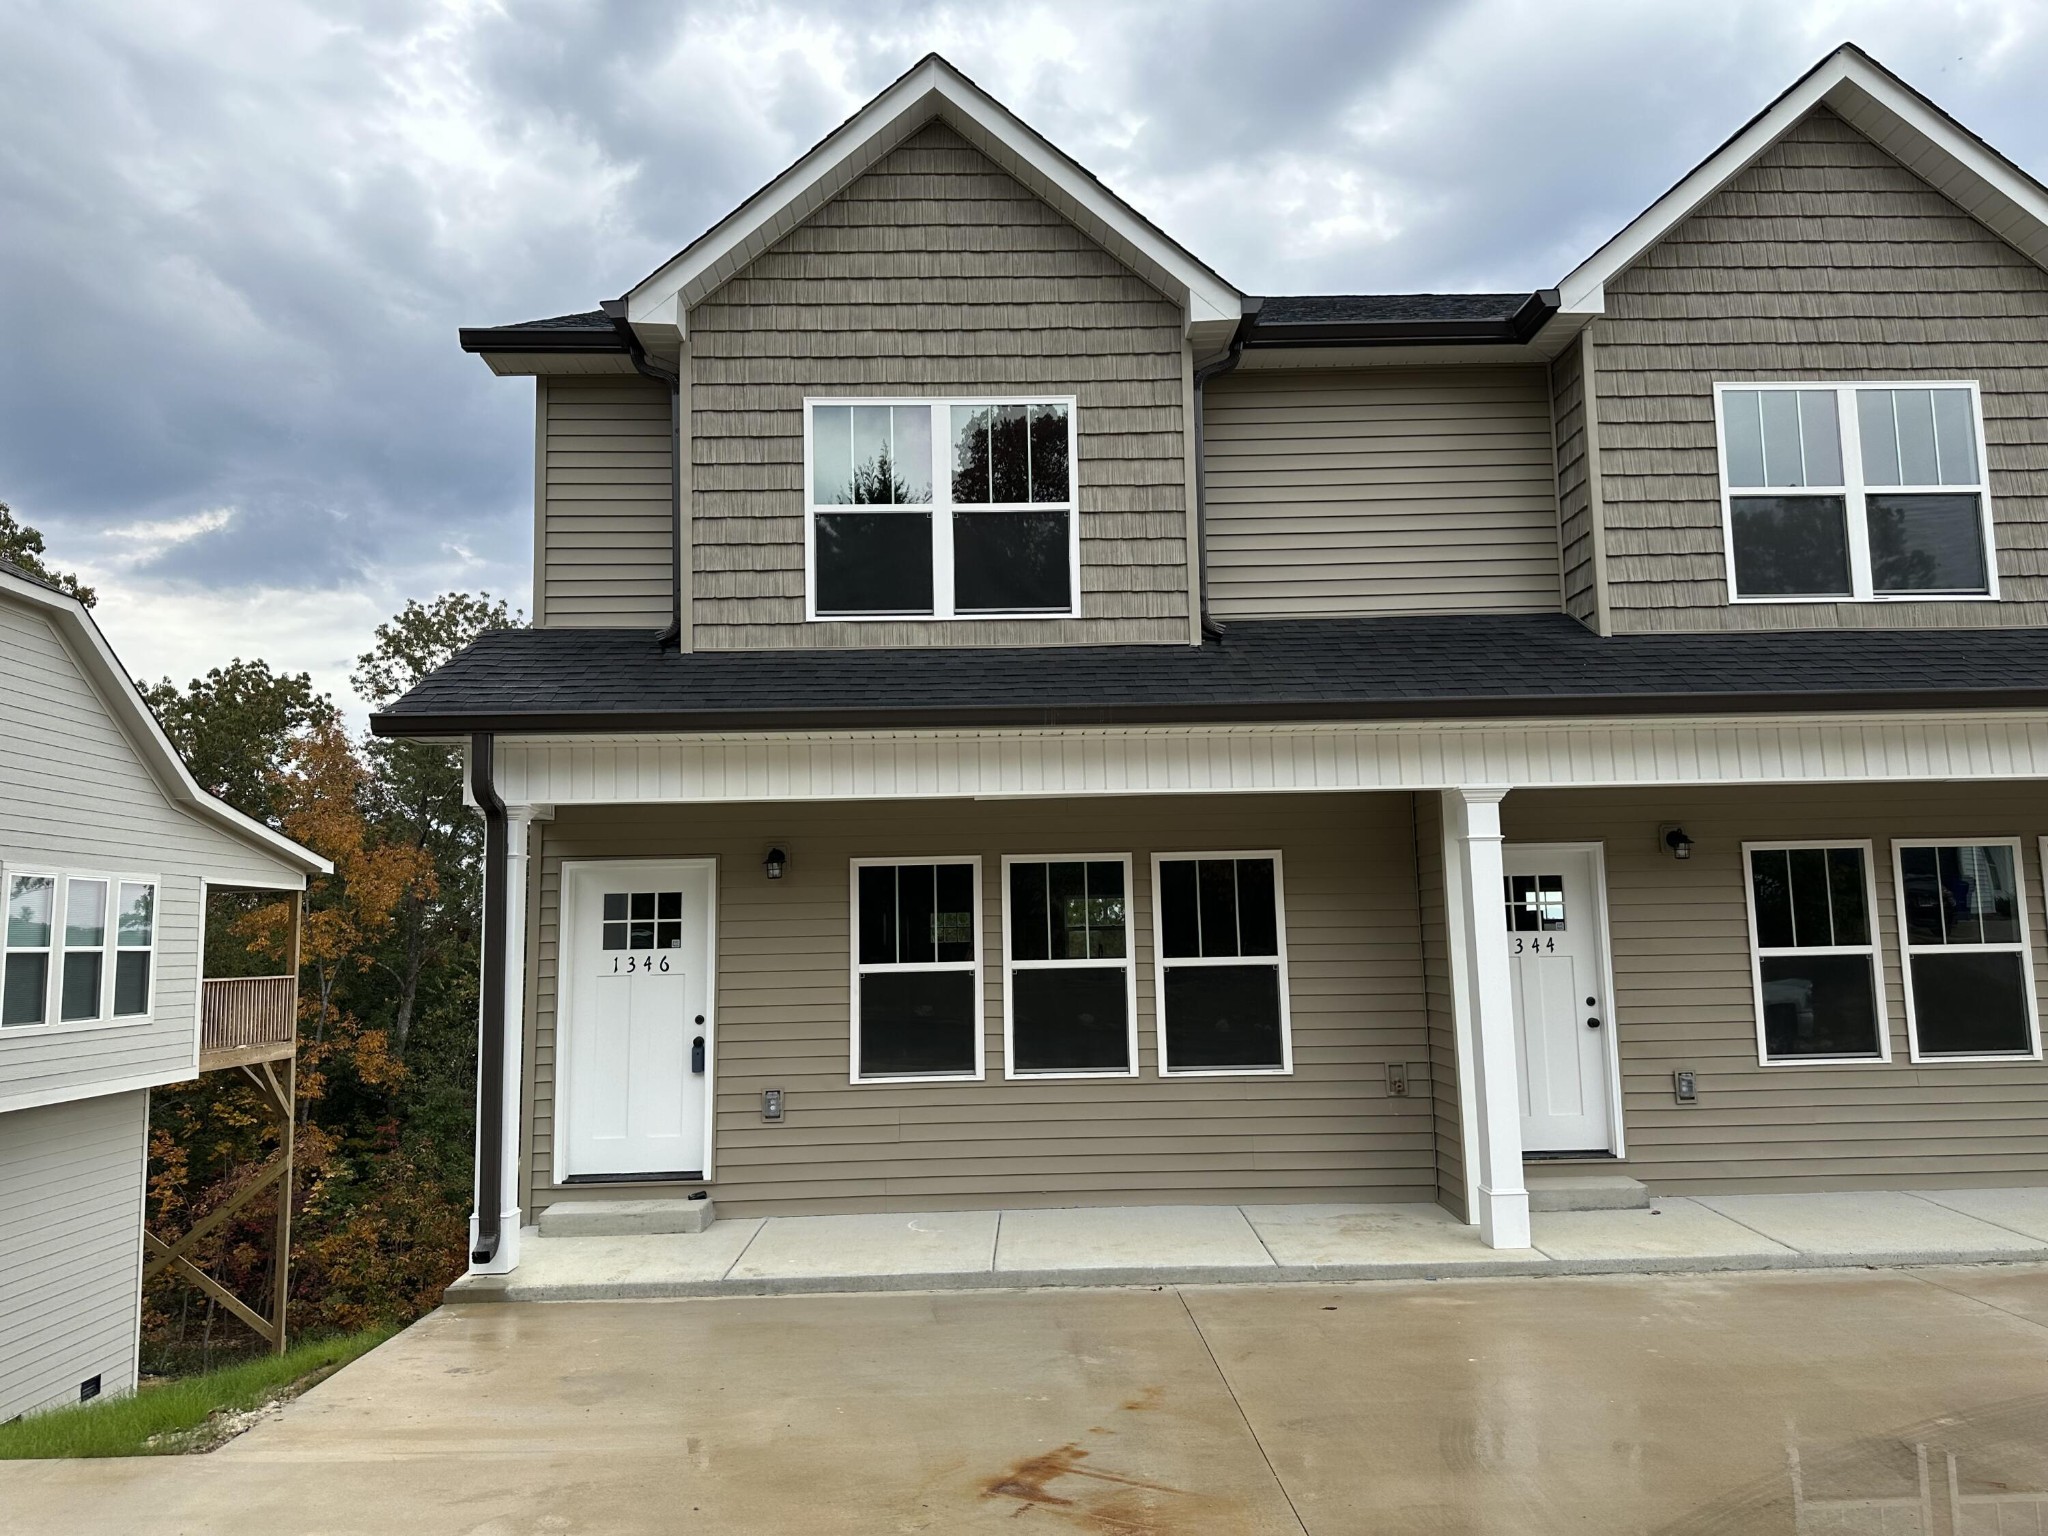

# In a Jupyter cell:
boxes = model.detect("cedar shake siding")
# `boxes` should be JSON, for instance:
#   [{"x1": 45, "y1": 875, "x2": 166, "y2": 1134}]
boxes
[
  {"x1": 1549, "y1": 335, "x2": 1599, "y2": 628},
  {"x1": 687, "y1": 120, "x2": 1191, "y2": 649},
  {"x1": 1596, "y1": 106, "x2": 2048, "y2": 631},
  {"x1": 1505, "y1": 782, "x2": 2048, "y2": 1194},
  {"x1": 533, "y1": 375, "x2": 675, "y2": 629},
  {"x1": 523, "y1": 793, "x2": 1437, "y2": 1217},
  {"x1": 1201, "y1": 367, "x2": 1562, "y2": 619}
]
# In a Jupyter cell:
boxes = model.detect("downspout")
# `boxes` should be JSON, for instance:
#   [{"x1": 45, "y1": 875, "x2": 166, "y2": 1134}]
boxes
[
  {"x1": 601, "y1": 299, "x2": 684, "y2": 650},
  {"x1": 1191, "y1": 303, "x2": 1257, "y2": 642},
  {"x1": 469, "y1": 731, "x2": 507, "y2": 1267}
]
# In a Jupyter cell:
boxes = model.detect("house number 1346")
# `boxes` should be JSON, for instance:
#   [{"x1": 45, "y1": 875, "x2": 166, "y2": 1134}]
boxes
[{"x1": 612, "y1": 955, "x2": 672, "y2": 973}]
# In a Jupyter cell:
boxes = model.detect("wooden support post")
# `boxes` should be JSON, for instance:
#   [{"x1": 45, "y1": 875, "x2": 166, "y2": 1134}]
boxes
[{"x1": 271, "y1": 1051, "x2": 295, "y2": 1355}]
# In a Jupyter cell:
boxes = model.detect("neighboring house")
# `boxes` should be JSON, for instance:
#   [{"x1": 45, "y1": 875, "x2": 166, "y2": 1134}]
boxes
[
  {"x1": 0, "y1": 563, "x2": 326, "y2": 1421},
  {"x1": 375, "y1": 44, "x2": 2048, "y2": 1275}
]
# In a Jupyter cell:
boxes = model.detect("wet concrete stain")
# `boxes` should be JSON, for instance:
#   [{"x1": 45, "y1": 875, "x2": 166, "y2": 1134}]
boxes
[{"x1": 983, "y1": 1387, "x2": 1187, "y2": 1531}]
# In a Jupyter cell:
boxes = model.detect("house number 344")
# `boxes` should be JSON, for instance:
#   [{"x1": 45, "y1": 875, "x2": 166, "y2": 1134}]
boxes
[
  {"x1": 1511, "y1": 937, "x2": 1557, "y2": 954},
  {"x1": 612, "y1": 955, "x2": 672, "y2": 973}
]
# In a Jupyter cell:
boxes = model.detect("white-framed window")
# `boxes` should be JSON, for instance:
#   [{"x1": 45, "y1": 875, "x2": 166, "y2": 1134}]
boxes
[
  {"x1": 1713, "y1": 381, "x2": 1996, "y2": 602},
  {"x1": 2, "y1": 867, "x2": 157, "y2": 1030},
  {"x1": 1892, "y1": 839, "x2": 2040, "y2": 1062},
  {"x1": 1000, "y1": 855, "x2": 1137, "y2": 1078},
  {"x1": 1741, "y1": 843, "x2": 1888, "y2": 1065},
  {"x1": 804, "y1": 397, "x2": 1080, "y2": 620},
  {"x1": 1150, "y1": 851, "x2": 1292, "y2": 1076},
  {"x1": 848, "y1": 857, "x2": 983, "y2": 1083}
]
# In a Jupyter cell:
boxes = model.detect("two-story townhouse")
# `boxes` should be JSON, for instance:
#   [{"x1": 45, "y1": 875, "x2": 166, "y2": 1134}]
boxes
[
  {"x1": 376, "y1": 45, "x2": 2048, "y2": 1276},
  {"x1": 1, "y1": 564, "x2": 326, "y2": 1420}
]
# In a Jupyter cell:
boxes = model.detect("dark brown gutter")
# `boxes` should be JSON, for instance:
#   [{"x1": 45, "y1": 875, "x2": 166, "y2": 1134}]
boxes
[
  {"x1": 458, "y1": 325, "x2": 626, "y2": 355},
  {"x1": 469, "y1": 732, "x2": 508, "y2": 1268},
  {"x1": 1190, "y1": 307, "x2": 1256, "y2": 641}
]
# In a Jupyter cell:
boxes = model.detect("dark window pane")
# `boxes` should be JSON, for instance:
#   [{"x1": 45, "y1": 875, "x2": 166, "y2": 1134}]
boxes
[
  {"x1": 1826, "y1": 849, "x2": 1870, "y2": 948},
  {"x1": 657, "y1": 891, "x2": 682, "y2": 919},
  {"x1": 1911, "y1": 952, "x2": 2033, "y2": 1055},
  {"x1": 1046, "y1": 861, "x2": 1087, "y2": 961},
  {"x1": 1939, "y1": 844, "x2": 2020, "y2": 946},
  {"x1": 858, "y1": 866, "x2": 898, "y2": 966},
  {"x1": 1012, "y1": 968, "x2": 1129, "y2": 1072},
  {"x1": 859, "y1": 971, "x2": 978, "y2": 1076},
  {"x1": 602, "y1": 921, "x2": 628, "y2": 951},
  {"x1": 1731, "y1": 495, "x2": 1852, "y2": 597},
  {"x1": 1236, "y1": 860, "x2": 1278, "y2": 956},
  {"x1": 1009, "y1": 863, "x2": 1049, "y2": 962},
  {"x1": 630, "y1": 892, "x2": 655, "y2": 919},
  {"x1": 1164, "y1": 964, "x2": 1284, "y2": 1070},
  {"x1": 603, "y1": 893, "x2": 627, "y2": 922},
  {"x1": 629, "y1": 921, "x2": 654, "y2": 948},
  {"x1": 1029, "y1": 405, "x2": 1070, "y2": 503},
  {"x1": 61, "y1": 952, "x2": 102, "y2": 1022},
  {"x1": 3, "y1": 953, "x2": 48, "y2": 1026},
  {"x1": 114, "y1": 952, "x2": 150, "y2": 1016},
  {"x1": 934, "y1": 863, "x2": 976, "y2": 962},
  {"x1": 1868, "y1": 493, "x2": 1987, "y2": 594},
  {"x1": 898, "y1": 864, "x2": 937, "y2": 964},
  {"x1": 991, "y1": 405, "x2": 1028, "y2": 503},
  {"x1": 1787, "y1": 848, "x2": 1833, "y2": 948},
  {"x1": 1197, "y1": 860, "x2": 1239, "y2": 958},
  {"x1": 951, "y1": 406, "x2": 990, "y2": 503},
  {"x1": 1751, "y1": 850, "x2": 1795, "y2": 949},
  {"x1": 953, "y1": 511, "x2": 1070, "y2": 613},
  {"x1": 1760, "y1": 955, "x2": 1881, "y2": 1059},
  {"x1": 1898, "y1": 846, "x2": 1944, "y2": 945},
  {"x1": 1159, "y1": 861, "x2": 1199, "y2": 959},
  {"x1": 1505, "y1": 874, "x2": 1536, "y2": 934},
  {"x1": 815, "y1": 511, "x2": 933, "y2": 615},
  {"x1": 1085, "y1": 861, "x2": 1125, "y2": 960},
  {"x1": 655, "y1": 920, "x2": 681, "y2": 950}
]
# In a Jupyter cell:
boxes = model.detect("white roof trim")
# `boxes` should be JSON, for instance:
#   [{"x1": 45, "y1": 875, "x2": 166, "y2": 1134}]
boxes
[
  {"x1": 626, "y1": 54, "x2": 1242, "y2": 335},
  {"x1": 0, "y1": 566, "x2": 331, "y2": 879},
  {"x1": 1557, "y1": 44, "x2": 2048, "y2": 313}
]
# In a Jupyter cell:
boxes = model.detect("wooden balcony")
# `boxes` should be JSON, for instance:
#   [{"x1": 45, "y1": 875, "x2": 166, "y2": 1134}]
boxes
[{"x1": 199, "y1": 975, "x2": 299, "y2": 1070}]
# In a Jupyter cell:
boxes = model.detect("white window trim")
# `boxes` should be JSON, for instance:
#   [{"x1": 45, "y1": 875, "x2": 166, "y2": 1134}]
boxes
[
  {"x1": 1149, "y1": 849, "x2": 1294, "y2": 1078},
  {"x1": 0, "y1": 864, "x2": 160, "y2": 1035},
  {"x1": 1713, "y1": 380, "x2": 1999, "y2": 604},
  {"x1": 802, "y1": 396, "x2": 1082, "y2": 623},
  {"x1": 1739, "y1": 840, "x2": 1891, "y2": 1067},
  {"x1": 998, "y1": 853, "x2": 1139, "y2": 1081},
  {"x1": 1892, "y1": 836, "x2": 2042, "y2": 1064},
  {"x1": 847, "y1": 855, "x2": 985, "y2": 1085}
]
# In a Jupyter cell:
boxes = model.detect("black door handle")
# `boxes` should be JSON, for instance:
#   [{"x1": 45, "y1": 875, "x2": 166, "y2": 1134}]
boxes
[
  {"x1": 691, "y1": 1036, "x2": 705, "y2": 1073},
  {"x1": 1586, "y1": 1017, "x2": 1602, "y2": 1029}
]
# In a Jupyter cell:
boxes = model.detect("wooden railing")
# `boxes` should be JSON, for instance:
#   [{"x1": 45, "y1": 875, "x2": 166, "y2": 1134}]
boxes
[{"x1": 200, "y1": 975, "x2": 298, "y2": 1064}]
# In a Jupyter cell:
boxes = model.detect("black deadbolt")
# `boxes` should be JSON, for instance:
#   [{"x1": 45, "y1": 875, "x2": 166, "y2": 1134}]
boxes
[{"x1": 691, "y1": 1036, "x2": 706, "y2": 1073}]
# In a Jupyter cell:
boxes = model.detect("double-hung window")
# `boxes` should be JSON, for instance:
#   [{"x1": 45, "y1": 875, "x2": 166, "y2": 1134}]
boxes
[
  {"x1": 1152, "y1": 853, "x2": 1292, "y2": 1075},
  {"x1": 1743, "y1": 844, "x2": 1887, "y2": 1064},
  {"x1": 3, "y1": 869, "x2": 156, "y2": 1028},
  {"x1": 806, "y1": 398, "x2": 1078, "y2": 619},
  {"x1": 1894, "y1": 840, "x2": 2039, "y2": 1061},
  {"x1": 849, "y1": 859, "x2": 982, "y2": 1081},
  {"x1": 1002, "y1": 857, "x2": 1136, "y2": 1077},
  {"x1": 1716, "y1": 382, "x2": 1995, "y2": 601}
]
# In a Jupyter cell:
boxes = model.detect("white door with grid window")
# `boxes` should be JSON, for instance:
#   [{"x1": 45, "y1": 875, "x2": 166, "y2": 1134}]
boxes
[
  {"x1": 1503, "y1": 847, "x2": 1615, "y2": 1154},
  {"x1": 560, "y1": 860, "x2": 715, "y2": 1180}
]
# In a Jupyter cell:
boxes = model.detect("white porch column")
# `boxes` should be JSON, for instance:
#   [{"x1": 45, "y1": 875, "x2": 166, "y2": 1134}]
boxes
[
  {"x1": 1443, "y1": 787, "x2": 1530, "y2": 1250},
  {"x1": 469, "y1": 803, "x2": 543, "y2": 1276}
]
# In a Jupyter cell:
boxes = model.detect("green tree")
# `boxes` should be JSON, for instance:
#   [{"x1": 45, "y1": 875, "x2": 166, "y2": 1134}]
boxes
[
  {"x1": 143, "y1": 661, "x2": 336, "y2": 826},
  {"x1": 351, "y1": 592, "x2": 522, "y2": 1056},
  {"x1": 0, "y1": 502, "x2": 95, "y2": 606}
]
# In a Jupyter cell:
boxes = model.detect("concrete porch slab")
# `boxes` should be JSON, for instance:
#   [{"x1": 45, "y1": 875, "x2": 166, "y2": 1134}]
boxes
[
  {"x1": 1530, "y1": 1197, "x2": 1797, "y2": 1269},
  {"x1": 1243, "y1": 1202, "x2": 1540, "y2": 1272},
  {"x1": 726, "y1": 1209, "x2": 999, "y2": 1287},
  {"x1": 1913, "y1": 1186, "x2": 2048, "y2": 1243},
  {"x1": 1692, "y1": 1191, "x2": 2048, "y2": 1263},
  {"x1": 995, "y1": 1204, "x2": 1275, "y2": 1282},
  {"x1": 448, "y1": 1219, "x2": 764, "y2": 1302}
]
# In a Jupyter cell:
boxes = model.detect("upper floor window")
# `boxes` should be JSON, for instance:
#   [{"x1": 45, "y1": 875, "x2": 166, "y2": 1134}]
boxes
[
  {"x1": 806, "y1": 398, "x2": 1078, "y2": 620},
  {"x1": 3, "y1": 868, "x2": 157, "y2": 1029},
  {"x1": 1714, "y1": 382, "x2": 1995, "y2": 603}
]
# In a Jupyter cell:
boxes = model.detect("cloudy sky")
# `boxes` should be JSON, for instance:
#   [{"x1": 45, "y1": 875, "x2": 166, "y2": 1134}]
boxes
[{"x1": 4, "y1": 0, "x2": 2047, "y2": 715}]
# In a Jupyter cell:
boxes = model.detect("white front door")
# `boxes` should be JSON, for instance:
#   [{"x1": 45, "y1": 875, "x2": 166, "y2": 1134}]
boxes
[
  {"x1": 561, "y1": 860, "x2": 715, "y2": 1180},
  {"x1": 1503, "y1": 846, "x2": 1616, "y2": 1154}
]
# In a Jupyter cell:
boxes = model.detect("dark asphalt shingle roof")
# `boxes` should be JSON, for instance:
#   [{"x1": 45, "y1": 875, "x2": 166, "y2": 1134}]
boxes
[
  {"x1": 1255, "y1": 294, "x2": 1536, "y2": 326},
  {"x1": 371, "y1": 615, "x2": 2048, "y2": 736},
  {"x1": 477, "y1": 309, "x2": 613, "y2": 333}
]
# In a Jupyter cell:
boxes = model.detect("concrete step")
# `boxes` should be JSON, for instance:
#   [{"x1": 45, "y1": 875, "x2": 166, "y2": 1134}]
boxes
[
  {"x1": 1524, "y1": 1172, "x2": 1650, "y2": 1213},
  {"x1": 538, "y1": 1198, "x2": 715, "y2": 1237}
]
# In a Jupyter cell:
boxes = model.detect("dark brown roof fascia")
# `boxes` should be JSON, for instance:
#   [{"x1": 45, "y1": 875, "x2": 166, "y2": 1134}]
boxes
[{"x1": 458, "y1": 326, "x2": 626, "y2": 355}]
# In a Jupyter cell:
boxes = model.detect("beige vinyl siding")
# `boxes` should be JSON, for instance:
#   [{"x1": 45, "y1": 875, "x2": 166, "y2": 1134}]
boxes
[
  {"x1": 687, "y1": 119, "x2": 1190, "y2": 650},
  {"x1": 523, "y1": 792, "x2": 1433, "y2": 1217},
  {"x1": 1, "y1": 600, "x2": 286, "y2": 1111},
  {"x1": 536, "y1": 374, "x2": 674, "y2": 629},
  {"x1": 0, "y1": 1090, "x2": 146, "y2": 1420},
  {"x1": 1504, "y1": 782, "x2": 2048, "y2": 1193},
  {"x1": 1550, "y1": 336, "x2": 1599, "y2": 628},
  {"x1": 1597, "y1": 105, "x2": 2048, "y2": 631},
  {"x1": 1412, "y1": 791, "x2": 1465, "y2": 1219},
  {"x1": 1201, "y1": 367, "x2": 1561, "y2": 618}
]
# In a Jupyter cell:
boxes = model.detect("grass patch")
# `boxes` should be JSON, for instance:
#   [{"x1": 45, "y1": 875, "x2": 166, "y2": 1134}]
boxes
[{"x1": 0, "y1": 1326, "x2": 396, "y2": 1459}]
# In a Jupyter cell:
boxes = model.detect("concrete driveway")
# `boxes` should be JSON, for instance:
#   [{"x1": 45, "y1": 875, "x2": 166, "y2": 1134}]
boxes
[{"x1": 8, "y1": 1265, "x2": 2048, "y2": 1533}]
